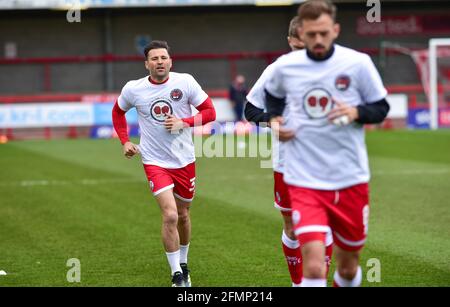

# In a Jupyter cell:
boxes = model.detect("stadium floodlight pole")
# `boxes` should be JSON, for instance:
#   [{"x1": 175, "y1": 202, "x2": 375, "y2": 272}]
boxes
[{"x1": 429, "y1": 38, "x2": 450, "y2": 130}]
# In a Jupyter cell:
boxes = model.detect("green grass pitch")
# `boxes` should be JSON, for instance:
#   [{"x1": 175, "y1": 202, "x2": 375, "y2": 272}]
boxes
[{"x1": 0, "y1": 130, "x2": 449, "y2": 286}]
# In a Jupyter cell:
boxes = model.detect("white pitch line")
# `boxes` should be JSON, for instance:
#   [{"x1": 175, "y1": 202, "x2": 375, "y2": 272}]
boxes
[
  {"x1": 0, "y1": 178, "x2": 146, "y2": 187},
  {"x1": 372, "y1": 169, "x2": 450, "y2": 176},
  {"x1": 1, "y1": 169, "x2": 449, "y2": 188}
]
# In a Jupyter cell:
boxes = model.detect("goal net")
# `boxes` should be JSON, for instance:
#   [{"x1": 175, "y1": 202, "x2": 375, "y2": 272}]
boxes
[
  {"x1": 410, "y1": 40, "x2": 450, "y2": 129},
  {"x1": 380, "y1": 40, "x2": 450, "y2": 129},
  {"x1": 425, "y1": 39, "x2": 450, "y2": 129}
]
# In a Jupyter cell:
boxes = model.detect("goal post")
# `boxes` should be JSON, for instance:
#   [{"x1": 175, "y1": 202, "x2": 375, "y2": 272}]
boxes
[{"x1": 429, "y1": 38, "x2": 450, "y2": 130}]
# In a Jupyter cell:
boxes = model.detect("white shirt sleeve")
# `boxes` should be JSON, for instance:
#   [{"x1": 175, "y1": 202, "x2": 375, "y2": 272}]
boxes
[
  {"x1": 246, "y1": 64, "x2": 276, "y2": 110},
  {"x1": 358, "y1": 55, "x2": 388, "y2": 104},
  {"x1": 186, "y1": 74, "x2": 209, "y2": 107},
  {"x1": 264, "y1": 61, "x2": 286, "y2": 99},
  {"x1": 117, "y1": 82, "x2": 135, "y2": 111}
]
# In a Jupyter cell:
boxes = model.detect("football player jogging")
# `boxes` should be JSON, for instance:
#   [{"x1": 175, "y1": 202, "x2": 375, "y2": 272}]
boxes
[
  {"x1": 265, "y1": 0, "x2": 390, "y2": 287},
  {"x1": 112, "y1": 40, "x2": 216, "y2": 287},
  {"x1": 245, "y1": 16, "x2": 333, "y2": 287}
]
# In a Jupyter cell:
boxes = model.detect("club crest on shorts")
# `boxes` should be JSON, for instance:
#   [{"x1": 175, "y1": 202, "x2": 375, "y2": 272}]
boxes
[
  {"x1": 303, "y1": 88, "x2": 333, "y2": 119},
  {"x1": 150, "y1": 99, "x2": 173, "y2": 122},
  {"x1": 335, "y1": 75, "x2": 351, "y2": 91},
  {"x1": 170, "y1": 89, "x2": 183, "y2": 101},
  {"x1": 149, "y1": 180, "x2": 154, "y2": 191}
]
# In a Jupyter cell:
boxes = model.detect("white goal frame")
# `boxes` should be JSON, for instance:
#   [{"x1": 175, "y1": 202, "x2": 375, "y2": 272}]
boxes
[{"x1": 429, "y1": 38, "x2": 450, "y2": 130}]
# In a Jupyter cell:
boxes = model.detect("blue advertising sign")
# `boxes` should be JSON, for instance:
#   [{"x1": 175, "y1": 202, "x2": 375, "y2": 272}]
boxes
[
  {"x1": 407, "y1": 107, "x2": 450, "y2": 129},
  {"x1": 407, "y1": 108, "x2": 430, "y2": 129}
]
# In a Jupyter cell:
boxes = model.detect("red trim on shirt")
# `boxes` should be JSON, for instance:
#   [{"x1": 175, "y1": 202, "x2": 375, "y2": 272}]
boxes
[
  {"x1": 182, "y1": 97, "x2": 216, "y2": 127},
  {"x1": 112, "y1": 101, "x2": 129, "y2": 145},
  {"x1": 148, "y1": 76, "x2": 169, "y2": 85}
]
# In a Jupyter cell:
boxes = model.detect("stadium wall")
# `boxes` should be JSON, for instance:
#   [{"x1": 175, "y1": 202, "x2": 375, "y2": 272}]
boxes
[{"x1": 0, "y1": 2, "x2": 450, "y2": 94}]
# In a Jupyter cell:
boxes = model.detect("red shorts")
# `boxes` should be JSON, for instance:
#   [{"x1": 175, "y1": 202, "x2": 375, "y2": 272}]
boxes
[
  {"x1": 273, "y1": 171, "x2": 292, "y2": 216},
  {"x1": 143, "y1": 162, "x2": 196, "y2": 202},
  {"x1": 288, "y1": 183, "x2": 370, "y2": 252}
]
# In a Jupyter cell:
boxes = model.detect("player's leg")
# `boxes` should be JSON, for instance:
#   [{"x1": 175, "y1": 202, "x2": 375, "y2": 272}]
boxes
[
  {"x1": 155, "y1": 189, "x2": 180, "y2": 252},
  {"x1": 274, "y1": 171, "x2": 303, "y2": 286},
  {"x1": 333, "y1": 246, "x2": 362, "y2": 287},
  {"x1": 281, "y1": 213, "x2": 303, "y2": 286},
  {"x1": 176, "y1": 198, "x2": 191, "y2": 252},
  {"x1": 155, "y1": 188, "x2": 184, "y2": 287},
  {"x1": 328, "y1": 183, "x2": 369, "y2": 287},
  {"x1": 289, "y1": 185, "x2": 331, "y2": 287},
  {"x1": 171, "y1": 162, "x2": 196, "y2": 287},
  {"x1": 283, "y1": 215, "x2": 334, "y2": 282},
  {"x1": 143, "y1": 164, "x2": 184, "y2": 286},
  {"x1": 281, "y1": 197, "x2": 333, "y2": 285},
  {"x1": 280, "y1": 195, "x2": 333, "y2": 285},
  {"x1": 301, "y1": 238, "x2": 327, "y2": 280},
  {"x1": 175, "y1": 197, "x2": 192, "y2": 287}
]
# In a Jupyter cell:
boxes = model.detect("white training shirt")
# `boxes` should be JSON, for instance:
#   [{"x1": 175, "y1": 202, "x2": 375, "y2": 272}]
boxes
[
  {"x1": 118, "y1": 72, "x2": 208, "y2": 169},
  {"x1": 246, "y1": 63, "x2": 287, "y2": 174},
  {"x1": 265, "y1": 44, "x2": 388, "y2": 190}
]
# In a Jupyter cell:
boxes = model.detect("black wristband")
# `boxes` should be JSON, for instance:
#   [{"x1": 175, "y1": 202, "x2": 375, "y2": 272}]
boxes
[
  {"x1": 244, "y1": 101, "x2": 270, "y2": 125},
  {"x1": 356, "y1": 98, "x2": 390, "y2": 124},
  {"x1": 264, "y1": 89, "x2": 286, "y2": 118}
]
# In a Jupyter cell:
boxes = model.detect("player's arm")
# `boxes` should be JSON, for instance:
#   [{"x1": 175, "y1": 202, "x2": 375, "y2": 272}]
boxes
[
  {"x1": 328, "y1": 98, "x2": 390, "y2": 125},
  {"x1": 164, "y1": 97, "x2": 216, "y2": 132},
  {"x1": 244, "y1": 100, "x2": 270, "y2": 125},
  {"x1": 351, "y1": 54, "x2": 390, "y2": 125},
  {"x1": 329, "y1": 54, "x2": 390, "y2": 125},
  {"x1": 112, "y1": 101, "x2": 139, "y2": 159},
  {"x1": 264, "y1": 61, "x2": 296, "y2": 141},
  {"x1": 264, "y1": 90, "x2": 295, "y2": 141},
  {"x1": 265, "y1": 89, "x2": 287, "y2": 119},
  {"x1": 182, "y1": 97, "x2": 216, "y2": 127},
  {"x1": 245, "y1": 65, "x2": 275, "y2": 126},
  {"x1": 263, "y1": 61, "x2": 287, "y2": 120},
  {"x1": 355, "y1": 98, "x2": 390, "y2": 124}
]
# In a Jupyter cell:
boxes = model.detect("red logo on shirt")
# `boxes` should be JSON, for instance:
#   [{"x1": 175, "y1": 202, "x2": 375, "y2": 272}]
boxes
[
  {"x1": 303, "y1": 88, "x2": 333, "y2": 119},
  {"x1": 150, "y1": 99, "x2": 173, "y2": 122},
  {"x1": 335, "y1": 75, "x2": 351, "y2": 91},
  {"x1": 170, "y1": 89, "x2": 183, "y2": 101}
]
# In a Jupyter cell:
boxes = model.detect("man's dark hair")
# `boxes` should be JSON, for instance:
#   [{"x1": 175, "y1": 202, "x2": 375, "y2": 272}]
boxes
[
  {"x1": 144, "y1": 40, "x2": 170, "y2": 59},
  {"x1": 288, "y1": 16, "x2": 301, "y2": 39},
  {"x1": 298, "y1": 0, "x2": 337, "y2": 23}
]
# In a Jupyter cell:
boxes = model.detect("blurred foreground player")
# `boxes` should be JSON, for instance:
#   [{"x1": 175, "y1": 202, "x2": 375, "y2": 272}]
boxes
[
  {"x1": 245, "y1": 16, "x2": 333, "y2": 286},
  {"x1": 265, "y1": 0, "x2": 390, "y2": 287},
  {"x1": 112, "y1": 40, "x2": 216, "y2": 286}
]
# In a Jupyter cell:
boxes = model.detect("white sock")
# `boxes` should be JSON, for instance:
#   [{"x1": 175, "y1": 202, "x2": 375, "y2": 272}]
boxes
[
  {"x1": 292, "y1": 282, "x2": 301, "y2": 287},
  {"x1": 334, "y1": 266, "x2": 362, "y2": 287},
  {"x1": 180, "y1": 243, "x2": 190, "y2": 264},
  {"x1": 166, "y1": 250, "x2": 182, "y2": 275},
  {"x1": 300, "y1": 278, "x2": 327, "y2": 287}
]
